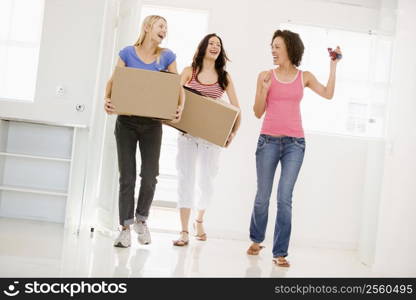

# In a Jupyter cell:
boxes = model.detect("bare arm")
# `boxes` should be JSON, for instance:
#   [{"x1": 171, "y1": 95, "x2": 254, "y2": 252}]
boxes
[
  {"x1": 167, "y1": 61, "x2": 186, "y2": 122},
  {"x1": 171, "y1": 61, "x2": 185, "y2": 109},
  {"x1": 167, "y1": 60, "x2": 178, "y2": 73},
  {"x1": 304, "y1": 46, "x2": 342, "y2": 100},
  {"x1": 303, "y1": 70, "x2": 335, "y2": 100},
  {"x1": 104, "y1": 58, "x2": 125, "y2": 114},
  {"x1": 180, "y1": 66, "x2": 192, "y2": 88},
  {"x1": 225, "y1": 74, "x2": 241, "y2": 134},
  {"x1": 253, "y1": 71, "x2": 272, "y2": 118}
]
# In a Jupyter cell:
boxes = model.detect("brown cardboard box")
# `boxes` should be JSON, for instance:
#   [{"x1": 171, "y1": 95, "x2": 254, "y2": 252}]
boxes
[
  {"x1": 167, "y1": 88, "x2": 240, "y2": 147},
  {"x1": 111, "y1": 66, "x2": 180, "y2": 119}
]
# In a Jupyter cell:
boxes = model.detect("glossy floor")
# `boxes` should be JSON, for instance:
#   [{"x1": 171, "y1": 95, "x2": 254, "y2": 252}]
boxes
[{"x1": 0, "y1": 217, "x2": 382, "y2": 278}]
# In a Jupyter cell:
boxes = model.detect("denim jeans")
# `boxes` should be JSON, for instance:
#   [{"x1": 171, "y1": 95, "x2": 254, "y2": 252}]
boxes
[
  {"x1": 249, "y1": 134, "x2": 305, "y2": 257},
  {"x1": 114, "y1": 115, "x2": 162, "y2": 226}
]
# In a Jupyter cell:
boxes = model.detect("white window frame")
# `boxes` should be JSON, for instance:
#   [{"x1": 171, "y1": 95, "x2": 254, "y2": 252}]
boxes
[
  {"x1": 280, "y1": 22, "x2": 393, "y2": 138},
  {"x1": 0, "y1": 0, "x2": 45, "y2": 102}
]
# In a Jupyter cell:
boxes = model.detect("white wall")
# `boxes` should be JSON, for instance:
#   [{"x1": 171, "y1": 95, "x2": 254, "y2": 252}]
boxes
[
  {"x1": 373, "y1": 0, "x2": 416, "y2": 277},
  {"x1": 114, "y1": 0, "x2": 392, "y2": 251},
  {"x1": 31, "y1": 0, "x2": 397, "y2": 266},
  {"x1": 0, "y1": 0, "x2": 106, "y2": 127},
  {"x1": 4, "y1": 0, "x2": 411, "y2": 276},
  {"x1": 6, "y1": 0, "x2": 410, "y2": 277}
]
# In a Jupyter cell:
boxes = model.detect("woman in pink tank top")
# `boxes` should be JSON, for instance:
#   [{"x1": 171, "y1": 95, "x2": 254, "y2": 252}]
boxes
[
  {"x1": 247, "y1": 30, "x2": 342, "y2": 267},
  {"x1": 173, "y1": 34, "x2": 241, "y2": 246}
]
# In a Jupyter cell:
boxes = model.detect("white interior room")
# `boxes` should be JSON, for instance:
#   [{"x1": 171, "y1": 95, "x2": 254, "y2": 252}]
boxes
[{"x1": 0, "y1": 0, "x2": 415, "y2": 278}]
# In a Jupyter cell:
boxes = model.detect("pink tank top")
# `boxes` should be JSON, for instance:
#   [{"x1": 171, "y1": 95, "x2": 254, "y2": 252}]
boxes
[
  {"x1": 185, "y1": 69, "x2": 225, "y2": 99},
  {"x1": 260, "y1": 69, "x2": 304, "y2": 138}
]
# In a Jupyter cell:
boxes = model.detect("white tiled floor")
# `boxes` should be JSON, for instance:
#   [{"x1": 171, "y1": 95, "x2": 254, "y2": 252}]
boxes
[{"x1": 0, "y1": 216, "x2": 383, "y2": 278}]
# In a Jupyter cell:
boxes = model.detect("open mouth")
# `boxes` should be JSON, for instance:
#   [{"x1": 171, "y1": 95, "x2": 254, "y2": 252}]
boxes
[{"x1": 157, "y1": 34, "x2": 164, "y2": 39}]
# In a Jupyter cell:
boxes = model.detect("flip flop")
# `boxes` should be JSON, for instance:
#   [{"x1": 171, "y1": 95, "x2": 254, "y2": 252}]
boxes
[
  {"x1": 172, "y1": 231, "x2": 189, "y2": 247},
  {"x1": 272, "y1": 257, "x2": 290, "y2": 267},
  {"x1": 246, "y1": 244, "x2": 265, "y2": 255}
]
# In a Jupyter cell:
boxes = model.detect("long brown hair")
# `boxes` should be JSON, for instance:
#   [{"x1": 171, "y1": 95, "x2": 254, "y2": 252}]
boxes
[{"x1": 191, "y1": 33, "x2": 230, "y2": 90}]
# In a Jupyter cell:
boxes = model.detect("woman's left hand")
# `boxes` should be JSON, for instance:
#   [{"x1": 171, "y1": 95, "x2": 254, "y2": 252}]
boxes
[{"x1": 170, "y1": 105, "x2": 183, "y2": 124}]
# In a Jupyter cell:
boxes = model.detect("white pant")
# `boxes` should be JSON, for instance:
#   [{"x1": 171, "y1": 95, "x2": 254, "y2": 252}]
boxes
[{"x1": 176, "y1": 133, "x2": 221, "y2": 210}]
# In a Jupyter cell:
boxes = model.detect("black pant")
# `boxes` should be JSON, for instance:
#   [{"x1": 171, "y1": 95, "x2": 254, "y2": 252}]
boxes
[{"x1": 114, "y1": 115, "x2": 162, "y2": 226}]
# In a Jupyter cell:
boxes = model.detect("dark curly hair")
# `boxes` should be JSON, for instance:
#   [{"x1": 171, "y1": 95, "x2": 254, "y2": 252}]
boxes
[
  {"x1": 272, "y1": 30, "x2": 304, "y2": 67},
  {"x1": 191, "y1": 33, "x2": 230, "y2": 90}
]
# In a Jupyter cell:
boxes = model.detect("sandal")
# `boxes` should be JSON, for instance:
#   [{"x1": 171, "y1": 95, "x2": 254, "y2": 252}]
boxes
[
  {"x1": 172, "y1": 231, "x2": 189, "y2": 246},
  {"x1": 193, "y1": 220, "x2": 207, "y2": 241},
  {"x1": 246, "y1": 243, "x2": 265, "y2": 255},
  {"x1": 272, "y1": 256, "x2": 290, "y2": 267}
]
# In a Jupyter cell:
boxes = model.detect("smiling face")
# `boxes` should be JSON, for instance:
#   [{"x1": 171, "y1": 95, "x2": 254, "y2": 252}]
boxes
[
  {"x1": 205, "y1": 36, "x2": 222, "y2": 61},
  {"x1": 271, "y1": 36, "x2": 289, "y2": 65},
  {"x1": 147, "y1": 18, "x2": 167, "y2": 44}
]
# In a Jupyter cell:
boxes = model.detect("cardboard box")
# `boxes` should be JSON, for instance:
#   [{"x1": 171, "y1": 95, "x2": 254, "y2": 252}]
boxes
[
  {"x1": 111, "y1": 66, "x2": 180, "y2": 119},
  {"x1": 167, "y1": 88, "x2": 240, "y2": 147}
]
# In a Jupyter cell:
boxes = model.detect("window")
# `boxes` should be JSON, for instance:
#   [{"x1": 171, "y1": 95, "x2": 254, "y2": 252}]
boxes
[
  {"x1": 135, "y1": 5, "x2": 209, "y2": 206},
  {"x1": 280, "y1": 23, "x2": 393, "y2": 138},
  {"x1": 0, "y1": 0, "x2": 45, "y2": 101}
]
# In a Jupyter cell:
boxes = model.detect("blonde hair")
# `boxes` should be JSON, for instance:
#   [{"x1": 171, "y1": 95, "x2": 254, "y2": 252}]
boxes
[{"x1": 134, "y1": 15, "x2": 166, "y2": 62}]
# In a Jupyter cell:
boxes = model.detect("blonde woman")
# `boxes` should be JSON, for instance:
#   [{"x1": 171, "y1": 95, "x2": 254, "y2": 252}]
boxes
[
  {"x1": 104, "y1": 15, "x2": 184, "y2": 248},
  {"x1": 173, "y1": 34, "x2": 241, "y2": 246}
]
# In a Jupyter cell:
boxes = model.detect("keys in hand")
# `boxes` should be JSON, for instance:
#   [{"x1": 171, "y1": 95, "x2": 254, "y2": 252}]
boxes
[{"x1": 328, "y1": 47, "x2": 342, "y2": 61}]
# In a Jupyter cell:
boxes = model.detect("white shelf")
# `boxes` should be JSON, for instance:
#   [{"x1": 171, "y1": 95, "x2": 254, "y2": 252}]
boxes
[
  {"x1": 0, "y1": 152, "x2": 71, "y2": 162},
  {"x1": 0, "y1": 185, "x2": 68, "y2": 197},
  {"x1": 0, "y1": 115, "x2": 88, "y2": 129},
  {"x1": 0, "y1": 119, "x2": 74, "y2": 223}
]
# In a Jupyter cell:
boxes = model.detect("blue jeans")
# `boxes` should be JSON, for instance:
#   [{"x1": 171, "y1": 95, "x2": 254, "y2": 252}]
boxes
[{"x1": 249, "y1": 134, "x2": 305, "y2": 257}]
